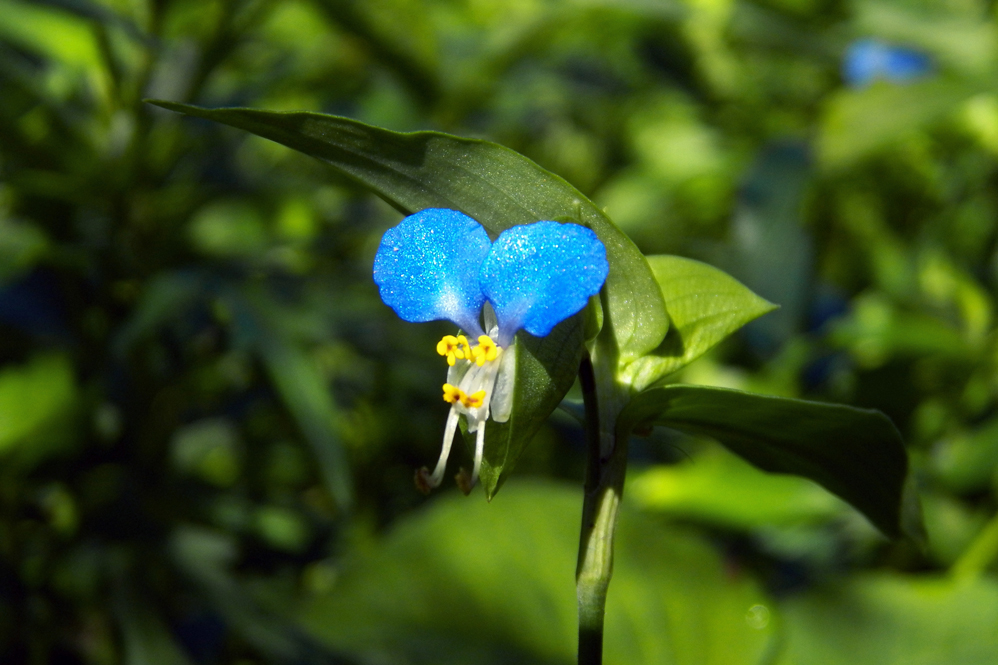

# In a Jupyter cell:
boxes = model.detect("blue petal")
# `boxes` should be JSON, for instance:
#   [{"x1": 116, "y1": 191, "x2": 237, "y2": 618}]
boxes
[
  {"x1": 480, "y1": 221, "x2": 608, "y2": 343},
  {"x1": 843, "y1": 39, "x2": 931, "y2": 88},
  {"x1": 884, "y1": 47, "x2": 931, "y2": 81},
  {"x1": 373, "y1": 209, "x2": 491, "y2": 335}
]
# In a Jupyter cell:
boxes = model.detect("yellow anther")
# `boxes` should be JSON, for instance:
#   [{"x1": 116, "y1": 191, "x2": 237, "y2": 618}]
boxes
[
  {"x1": 436, "y1": 335, "x2": 470, "y2": 366},
  {"x1": 442, "y1": 383, "x2": 463, "y2": 404},
  {"x1": 461, "y1": 390, "x2": 487, "y2": 409},
  {"x1": 472, "y1": 335, "x2": 499, "y2": 366}
]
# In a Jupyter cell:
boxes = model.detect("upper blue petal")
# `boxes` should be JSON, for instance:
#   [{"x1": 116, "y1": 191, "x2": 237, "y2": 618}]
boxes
[
  {"x1": 373, "y1": 208, "x2": 491, "y2": 335},
  {"x1": 480, "y1": 221, "x2": 608, "y2": 343}
]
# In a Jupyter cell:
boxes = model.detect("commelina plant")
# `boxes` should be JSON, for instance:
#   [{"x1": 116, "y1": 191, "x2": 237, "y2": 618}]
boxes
[{"x1": 152, "y1": 99, "x2": 919, "y2": 665}]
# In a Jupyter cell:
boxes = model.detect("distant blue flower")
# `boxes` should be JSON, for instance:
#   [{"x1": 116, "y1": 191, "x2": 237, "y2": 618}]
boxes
[
  {"x1": 374, "y1": 208, "x2": 608, "y2": 492},
  {"x1": 843, "y1": 39, "x2": 932, "y2": 88}
]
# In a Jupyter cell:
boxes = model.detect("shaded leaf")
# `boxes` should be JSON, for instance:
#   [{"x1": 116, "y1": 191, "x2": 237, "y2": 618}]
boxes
[
  {"x1": 618, "y1": 384, "x2": 915, "y2": 539},
  {"x1": 223, "y1": 287, "x2": 354, "y2": 510},
  {"x1": 299, "y1": 480, "x2": 775, "y2": 665},
  {"x1": 169, "y1": 526, "x2": 319, "y2": 661},
  {"x1": 113, "y1": 584, "x2": 195, "y2": 665},
  {"x1": 621, "y1": 255, "x2": 776, "y2": 391}
]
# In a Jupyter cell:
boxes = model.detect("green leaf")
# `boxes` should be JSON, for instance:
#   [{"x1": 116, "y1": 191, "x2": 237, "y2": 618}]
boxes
[
  {"x1": 476, "y1": 315, "x2": 585, "y2": 499},
  {"x1": 298, "y1": 480, "x2": 775, "y2": 665},
  {"x1": 0, "y1": 353, "x2": 77, "y2": 466},
  {"x1": 620, "y1": 255, "x2": 776, "y2": 391},
  {"x1": 818, "y1": 77, "x2": 987, "y2": 171},
  {"x1": 774, "y1": 574, "x2": 998, "y2": 665},
  {"x1": 146, "y1": 101, "x2": 667, "y2": 362},
  {"x1": 627, "y1": 445, "x2": 848, "y2": 530},
  {"x1": 618, "y1": 384, "x2": 915, "y2": 539}
]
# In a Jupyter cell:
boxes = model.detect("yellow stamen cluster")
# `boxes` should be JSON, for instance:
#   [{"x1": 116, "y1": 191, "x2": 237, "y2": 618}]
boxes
[
  {"x1": 436, "y1": 334, "x2": 501, "y2": 367},
  {"x1": 442, "y1": 383, "x2": 486, "y2": 408},
  {"x1": 436, "y1": 334, "x2": 472, "y2": 366},
  {"x1": 471, "y1": 335, "x2": 499, "y2": 366}
]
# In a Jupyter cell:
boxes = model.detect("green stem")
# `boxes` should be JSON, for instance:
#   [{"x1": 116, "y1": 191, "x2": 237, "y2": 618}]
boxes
[{"x1": 576, "y1": 352, "x2": 628, "y2": 665}]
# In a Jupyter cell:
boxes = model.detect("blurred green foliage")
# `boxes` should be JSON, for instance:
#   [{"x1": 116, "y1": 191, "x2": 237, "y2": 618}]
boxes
[{"x1": 1, "y1": 0, "x2": 997, "y2": 663}]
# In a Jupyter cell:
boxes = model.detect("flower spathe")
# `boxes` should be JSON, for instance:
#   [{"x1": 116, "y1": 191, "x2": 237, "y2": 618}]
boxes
[{"x1": 373, "y1": 208, "x2": 609, "y2": 493}]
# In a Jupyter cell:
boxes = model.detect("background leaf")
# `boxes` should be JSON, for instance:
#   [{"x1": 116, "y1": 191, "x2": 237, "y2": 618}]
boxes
[
  {"x1": 619, "y1": 384, "x2": 913, "y2": 539},
  {"x1": 818, "y1": 77, "x2": 987, "y2": 170},
  {"x1": 774, "y1": 575, "x2": 998, "y2": 665},
  {"x1": 620, "y1": 255, "x2": 776, "y2": 391},
  {"x1": 0, "y1": 353, "x2": 77, "y2": 466},
  {"x1": 299, "y1": 480, "x2": 775, "y2": 665}
]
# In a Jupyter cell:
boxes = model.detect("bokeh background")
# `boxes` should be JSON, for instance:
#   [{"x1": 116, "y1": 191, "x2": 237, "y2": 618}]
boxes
[{"x1": 2, "y1": 0, "x2": 998, "y2": 663}]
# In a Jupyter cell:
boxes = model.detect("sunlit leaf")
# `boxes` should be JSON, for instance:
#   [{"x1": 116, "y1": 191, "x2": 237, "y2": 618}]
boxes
[
  {"x1": 819, "y1": 77, "x2": 987, "y2": 170},
  {"x1": 618, "y1": 384, "x2": 916, "y2": 539},
  {"x1": 627, "y1": 445, "x2": 847, "y2": 530},
  {"x1": 856, "y1": 2, "x2": 997, "y2": 75},
  {"x1": 0, "y1": 353, "x2": 76, "y2": 464},
  {"x1": 774, "y1": 574, "x2": 998, "y2": 665},
  {"x1": 299, "y1": 480, "x2": 775, "y2": 665},
  {"x1": 0, "y1": 0, "x2": 103, "y2": 74},
  {"x1": 621, "y1": 255, "x2": 776, "y2": 391},
  {"x1": 931, "y1": 415, "x2": 998, "y2": 494}
]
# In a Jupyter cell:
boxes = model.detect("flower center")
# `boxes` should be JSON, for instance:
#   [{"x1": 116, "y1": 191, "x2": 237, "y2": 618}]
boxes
[
  {"x1": 436, "y1": 334, "x2": 472, "y2": 366},
  {"x1": 418, "y1": 334, "x2": 515, "y2": 495}
]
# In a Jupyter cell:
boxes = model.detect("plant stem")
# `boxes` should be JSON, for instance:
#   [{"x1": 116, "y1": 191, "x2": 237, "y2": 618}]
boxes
[{"x1": 576, "y1": 352, "x2": 628, "y2": 665}]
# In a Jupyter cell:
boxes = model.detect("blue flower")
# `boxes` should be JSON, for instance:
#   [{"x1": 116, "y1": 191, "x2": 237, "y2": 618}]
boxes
[
  {"x1": 374, "y1": 208, "x2": 609, "y2": 492},
  {"x1": 843, "y1": 39, "x2": 932, "y2": 88}
]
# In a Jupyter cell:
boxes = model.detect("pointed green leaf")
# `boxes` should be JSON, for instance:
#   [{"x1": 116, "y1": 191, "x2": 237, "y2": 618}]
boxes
[
  {"x1": 621, "y1": 255, "x2": 776, "y2": 391},
  {"x1": 619, "y1": 384, "x2": 916, "y2": 539},
  {"x1": 147, "y1": 101, "x2": 667, "y2": 362}
]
